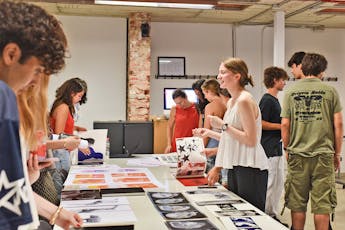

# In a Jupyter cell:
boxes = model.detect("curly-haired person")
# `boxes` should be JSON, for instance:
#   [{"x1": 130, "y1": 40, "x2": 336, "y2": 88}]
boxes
[{"x1": 0, "y1": 1, "x2": 82, "y2": 229}]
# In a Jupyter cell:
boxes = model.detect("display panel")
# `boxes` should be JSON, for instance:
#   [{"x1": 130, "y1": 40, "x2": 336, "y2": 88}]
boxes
[{"x1": 164, "y1": 88, "x2": 198, "y2": 110}]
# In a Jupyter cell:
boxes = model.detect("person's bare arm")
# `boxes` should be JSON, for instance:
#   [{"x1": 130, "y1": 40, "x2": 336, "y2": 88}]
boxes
[
  {"x1": 262, "y1": 120, "x2": 281, "y2": 130},
  {"x1": 164, "y1": 107, "x2": 176, "y2": 153},
  {"x1": 34, "y1": 193, "x2": 83, "y2": 229},
  {"x1": 333, "y1": 111, "x2": 343, "y2": 171},
  {"x1": 52, "y1": 104, "x2": 69, "y2": 134},
  {"x1": 202, "y1": 104, "x2": 212, "y2": 146}
]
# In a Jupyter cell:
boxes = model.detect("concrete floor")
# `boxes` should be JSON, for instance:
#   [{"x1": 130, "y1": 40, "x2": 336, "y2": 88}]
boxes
[{"x1": 279, "y1": 173, "x2": 345, "y2": 230}]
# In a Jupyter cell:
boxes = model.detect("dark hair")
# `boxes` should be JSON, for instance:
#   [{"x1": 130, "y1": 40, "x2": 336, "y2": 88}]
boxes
[
  {"x1": 288, "y1": 51, "x2": 306, "y2": 67},
  {"x1": 172, "y1": 88, "x2": 187, "y2": 99},
  {"x1": 263, "y1": 66, "x2": 288, "y2": 88},
  {"x1": 75, "y1": 78, "x2": 88, "y2": 105},
  {"x1": 0, "y1": 1, "x2": 67, "y2": 75},
  {"x1": 301, "y1": 53, "x2": 327, "y2": 77},
  {"x1": 192, "y1": 79, "x2": 205, "y2": 91},
  {"x1": 50, "y1": 78, "x2": 87, "y2": 116}
]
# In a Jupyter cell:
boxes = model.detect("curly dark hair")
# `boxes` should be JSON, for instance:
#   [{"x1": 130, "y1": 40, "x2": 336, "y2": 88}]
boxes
[
  {"x1": 50, "y1": 78, "x2": 86, "y2": 117},
  {"x1": 301, "y1": 53, "x2": 327, "y2": 77},
  {"x1": 263, "y1": 66, "x2": 288, "y2": 88},
  {"x1": 0, "y1": 1, "x2": 67, "y2": 75}
]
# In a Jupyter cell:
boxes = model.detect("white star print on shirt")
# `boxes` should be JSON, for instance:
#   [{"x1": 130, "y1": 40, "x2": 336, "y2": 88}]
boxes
[{"x1": 0, "y1": 170, "x2": 30, "y2": 216}]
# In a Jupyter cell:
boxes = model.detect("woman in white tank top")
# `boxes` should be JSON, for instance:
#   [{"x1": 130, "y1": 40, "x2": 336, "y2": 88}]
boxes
[{"x1": 193, "y1": 58, "x2": 269, "y2": 211}]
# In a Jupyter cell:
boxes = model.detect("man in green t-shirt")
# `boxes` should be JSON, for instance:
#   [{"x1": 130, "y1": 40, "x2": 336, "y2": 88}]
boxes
[{"x1": 281, "y1": 53, "x2": 343, "y2": 230}]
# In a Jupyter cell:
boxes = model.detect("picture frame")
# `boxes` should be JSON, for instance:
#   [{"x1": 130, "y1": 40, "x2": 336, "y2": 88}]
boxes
[{"x1": 158, "y1": 57, "x2": 185, "y2": 76}]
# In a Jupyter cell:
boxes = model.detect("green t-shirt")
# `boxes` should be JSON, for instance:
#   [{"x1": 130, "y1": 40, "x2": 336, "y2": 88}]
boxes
[{"x1": 281, "y1": 78, "x2": 342, "y2": 157}]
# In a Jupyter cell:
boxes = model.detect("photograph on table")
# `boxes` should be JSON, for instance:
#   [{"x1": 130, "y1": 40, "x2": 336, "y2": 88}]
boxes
[
  {"x1": 157, "y1": 204, "x2": 195, "y2": 212},
  {"x1": 215, "y1": 209, "x2": 261, "y2": 217},
  {"x1": 162, "y1": 210, "x2": 206, "y2": 220},
  {"x1": 175, "y1": 137, "x2": 206, "y2": 178},
  {"x1": 165, "y1": 219, "x2": 218, "y2": 230},
  {"x1": 61, "y1": 189, "x2": 101, "y2": 201},
  {"x1": 61, "y1": 197, "x2": 137, "y2": 227},
  {"x1": 231, "y1": 217, "x2": 261, "y2": 229},
  {"x1": 148, "y1": 192, "x2": 189, "y2": 205},
  {"x1": 195, "y1": 199, "x2": 243, "y2": 206}
]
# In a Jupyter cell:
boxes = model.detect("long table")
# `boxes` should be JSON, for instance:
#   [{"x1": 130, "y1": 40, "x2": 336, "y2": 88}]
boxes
[{"x1": 56, "y1": 155, "x2": 288, "y2": 230}]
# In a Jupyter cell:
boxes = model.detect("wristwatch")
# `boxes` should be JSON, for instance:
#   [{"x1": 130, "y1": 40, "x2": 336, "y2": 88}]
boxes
[{"x1": 221, "y1": 123, "x2": 228, "y2": 132}]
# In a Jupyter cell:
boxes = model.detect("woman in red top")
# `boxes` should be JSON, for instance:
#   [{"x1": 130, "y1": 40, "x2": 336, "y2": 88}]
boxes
[
  {"x1": 49, "y1": 78, "x2": 87, "y2": 172},
  {"x1": 164, "y1": 89, "x2": 201, "y2": 153},
  {"x1": 50, "y1": 78, "x2": 87, "y2": 135}
]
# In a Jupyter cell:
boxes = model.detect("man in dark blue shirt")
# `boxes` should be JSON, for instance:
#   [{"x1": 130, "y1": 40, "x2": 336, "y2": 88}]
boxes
[{"x1": 259, "y1": 66, "x2": 288, "y2": 222}]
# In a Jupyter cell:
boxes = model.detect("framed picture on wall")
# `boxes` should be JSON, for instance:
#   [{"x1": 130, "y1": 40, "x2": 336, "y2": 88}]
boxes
[{"x1": 158, "y1": 57, "x2": 185, "y2": 76}]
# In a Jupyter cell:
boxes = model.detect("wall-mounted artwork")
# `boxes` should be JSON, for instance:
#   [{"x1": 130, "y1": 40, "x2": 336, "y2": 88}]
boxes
[{"x1": 158, "y1": 57, "x2": 185, "y2": 76}]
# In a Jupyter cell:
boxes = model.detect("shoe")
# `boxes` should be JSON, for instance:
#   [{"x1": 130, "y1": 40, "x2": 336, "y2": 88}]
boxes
[{"x1": 272, "y1": 216, "x2": 289, "y2": 228}]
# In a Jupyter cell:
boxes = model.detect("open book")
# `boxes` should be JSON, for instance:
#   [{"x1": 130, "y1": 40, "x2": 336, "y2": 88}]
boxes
[{"x1": 175, "y1": 137, "x2": 206, "y2": 178}]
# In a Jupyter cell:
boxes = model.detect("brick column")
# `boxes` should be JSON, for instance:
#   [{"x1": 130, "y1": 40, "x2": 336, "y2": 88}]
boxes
[{"x1": 127, "y1": 12, "x2": 151, "y2": 121}]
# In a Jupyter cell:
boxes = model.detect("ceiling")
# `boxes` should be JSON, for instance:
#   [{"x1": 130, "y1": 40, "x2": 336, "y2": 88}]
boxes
[{"x1": 27, "y1": 0, "x2": 345, "y2": 29}]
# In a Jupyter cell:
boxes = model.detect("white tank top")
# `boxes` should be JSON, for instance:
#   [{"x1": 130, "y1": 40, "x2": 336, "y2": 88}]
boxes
[{"x1": 215, "y1": 93, "x2": 268, "y2": 170}]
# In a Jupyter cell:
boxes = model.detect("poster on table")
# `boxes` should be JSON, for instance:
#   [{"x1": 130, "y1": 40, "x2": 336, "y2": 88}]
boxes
[
  {"x1": 175, "y1": 137, "x2": 206, "y2": 178},
  {"x1": 63, "y1": 165, "x2": 163, "y2": 190}
]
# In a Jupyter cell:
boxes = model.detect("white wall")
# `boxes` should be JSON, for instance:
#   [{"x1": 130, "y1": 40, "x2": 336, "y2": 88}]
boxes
[
  {"x1": 48, "y1": 16, "x2": 127, "y2": 130},
  {"x1": 150, "y1": 22, "x2": 233, "y2": 116},
  {"x1": 47, "y1": 17, "x2": 345, "y2": 137},
  {"x1": 150, "y1": 23, "x2": 345, "y2": 128}
]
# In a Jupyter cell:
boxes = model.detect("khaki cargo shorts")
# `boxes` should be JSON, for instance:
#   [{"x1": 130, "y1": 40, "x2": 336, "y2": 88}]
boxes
[{"x1": 284, "y1": 154, "x2": 337, "y2": 214}]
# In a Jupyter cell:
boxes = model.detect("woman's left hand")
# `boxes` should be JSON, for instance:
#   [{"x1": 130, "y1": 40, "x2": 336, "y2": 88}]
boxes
[
  {"x1": 27, "y1": 153, "x2": 52, "y2": 184},
  {"x1": 208, "y1": 115, "x2": 224, "y2": 129}
]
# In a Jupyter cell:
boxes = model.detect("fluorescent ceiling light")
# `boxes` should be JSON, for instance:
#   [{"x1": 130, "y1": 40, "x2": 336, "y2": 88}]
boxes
[{"x1": 95, "y1": 1, "x2": 214, "y2": 9}]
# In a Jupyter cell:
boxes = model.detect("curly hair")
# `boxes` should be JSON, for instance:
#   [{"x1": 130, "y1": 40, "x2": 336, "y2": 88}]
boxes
[
  {"x1": 50, "y1": 78, "x2": 87, "y2": 117},
  {"x1": 301, "y1": 53, "x2": 327, "y2": 77},
  {"x1": 0, "y1": 1, "x2": 67, "y2": 75},
  {"x1": 263, "y1": 66, "x2": 288, "y2": 88}
]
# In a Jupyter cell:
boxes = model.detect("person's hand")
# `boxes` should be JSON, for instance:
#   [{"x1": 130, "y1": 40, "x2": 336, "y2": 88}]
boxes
[
  {"x1": 55, "y1": 208, "x2": 83, "y2": 229},
  {"x1": 208, "y1": 115, "x2": 224, "y2": 129},
  {"x1": 193, "y1": 128, "x2": 212, "y2": 138},
  {"x1": 79, "y1": 147, "x2": 91, "y2": 156},
  {"x1": 164, "y1": 145, "x2": 172, "y2": 154},
  {"x1": 76, "y1": 126, "x2": 87, "y2": 132},
  {"x1": 63, "y1": 136, "x2": 81, "y2": 151},
  {"x1": 207, "y1": 167, "x2": 221, "y2": 186},
  {"x1": 334, "y1": 154, "x2": 341, "y2": 171},
  {"x1": 27, "y1": 153, "x2": 52, "y2": 184},
  {"x1": 202, "y1": 148, "x2": 218, "y2": 157}
]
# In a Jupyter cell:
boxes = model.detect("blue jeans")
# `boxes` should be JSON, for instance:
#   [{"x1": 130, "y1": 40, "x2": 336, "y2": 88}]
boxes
[
  {"x1": 52, "y1": 149, "x2": 71, "y2": 172},
  {"x1": 206, "y1": 138, "x2": 219, "y2": 173}
]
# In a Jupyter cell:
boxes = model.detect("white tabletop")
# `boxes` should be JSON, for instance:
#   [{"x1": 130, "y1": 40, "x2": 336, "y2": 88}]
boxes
[{"x1": 55, "y1": 155, "x2": 288, "y2": 230}]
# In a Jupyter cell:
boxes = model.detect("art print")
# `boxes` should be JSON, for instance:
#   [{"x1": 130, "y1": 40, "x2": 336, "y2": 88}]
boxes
[
  {"x1": 175, "y1": 137, "x2": 206, "y2": 178},
  {"x1": 165, "y1": 219, "x2": 218, "y2": 230}
]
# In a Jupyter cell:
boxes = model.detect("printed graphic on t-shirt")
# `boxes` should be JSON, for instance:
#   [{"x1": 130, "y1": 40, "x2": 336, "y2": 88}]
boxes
[{"x1": 292, "y1": 90, "x2": 324, "y2": 123}]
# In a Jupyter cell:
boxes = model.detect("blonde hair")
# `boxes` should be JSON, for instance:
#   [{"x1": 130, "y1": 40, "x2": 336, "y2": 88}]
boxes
[
  {"x1": 201, "y1": 78, "x2": 220, "y2": 96},
  {"x1": 18, "y1": 76, "x2": 49, "y2": 150},
  {"x1": 223, "y1": 58, "x2": 254, "y2": 87}
]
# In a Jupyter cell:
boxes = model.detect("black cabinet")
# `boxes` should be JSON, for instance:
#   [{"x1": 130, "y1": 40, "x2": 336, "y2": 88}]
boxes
[{"x1": 93, "y1": 121, "x2": 153, "y2": 158}]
